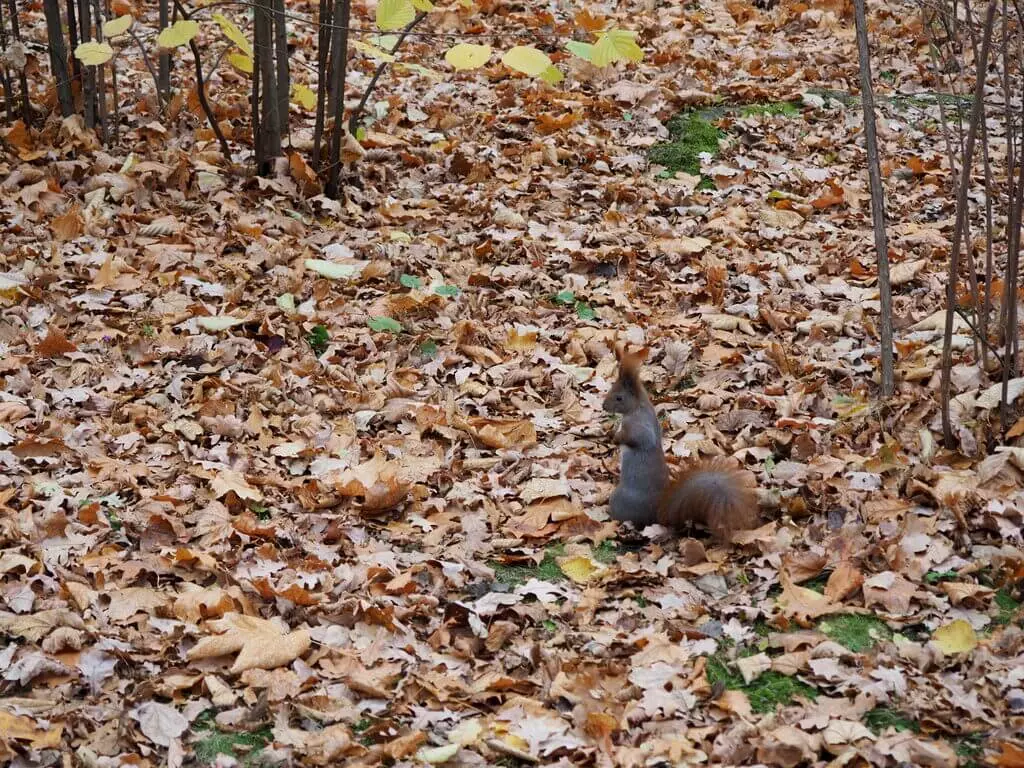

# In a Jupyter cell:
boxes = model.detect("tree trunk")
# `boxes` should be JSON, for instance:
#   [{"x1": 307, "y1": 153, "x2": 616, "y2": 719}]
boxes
[
  {"x1": 254, "y1": 0, "x2": 281, "y2": 174},
  {"x1": 158, "y1": 0, "x2": 170, "y2": 101},
  {"x1": 41, "y1": 0, "x2": 74, "y2": 116},
  {"x1": 852, "y1": 0, "x2": 894, "y2": 398},
  {"x1": 273, "y1": 0, "x2": 289, "y2": 140},
  {"x1": 325, "y1": 0, "x2": 351, "y2": 198}
]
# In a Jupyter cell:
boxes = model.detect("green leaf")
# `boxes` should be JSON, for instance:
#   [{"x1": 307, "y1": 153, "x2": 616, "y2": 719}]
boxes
[
  {"x1": 376, "y1": 0, "x2": 415, "y2": 31},
  {"x1": 399, "y1": 273, "x2": 422, "y2": 289},
  {"x1": 212, "y1": 12, "x2": 252, "y2": 56},
  {"x1": 575, "y1": 301, "x2": 596, "y2": 320},
  {"x1": 102, "y1": 15, "x2": 133, "y2": 37},
  {"x1": 410, "y1": 0, "x2": 435, "y2": 10},
  {"x1": 75, "y1": 41, "x2": 114, "y2": 66},
  {"x1": 565, "y1": 40, "x2": 593, "y2": 61},
  {"x1": 539, "y1": 65, "x2": 564, "y2": 85},
  {"x1": 420, "y1": 340, "x2": 438, "y2": 357},
  {"x1": 291, "y1": 83, "x2": 316, "y2": 109},
  {"x1": 368, "y1": 316, "x2": 403, "y2": 334},
  {"x1": 434, "y1": 284, "x2": 460, "y2": 297},
  {"x1": 591, "y1": 27, "x2": 644, "y2": 67},
  {"x1": 374, "y1": 34, "x2": 400, "y2": 51},
  {"x1": 276, "y1": 293, "x2": 296, "y2": 312},
  {"x1": 501, "y1": 45, "x2": 552, "y2": 77},
  {"x1": 553, "y1": 290, "x2": 575, "y2": 305},
  {"x1": 445, "y1": 43, "x2": 491, "y2": 71},
  {"x1": 156, "y1": 19, "x2": 200, "y2": 49}
]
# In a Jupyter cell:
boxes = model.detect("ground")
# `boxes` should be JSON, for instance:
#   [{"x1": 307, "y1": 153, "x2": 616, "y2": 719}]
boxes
[{"x1": 0, "y1": 0, "x2": 1023, "y2": 766}]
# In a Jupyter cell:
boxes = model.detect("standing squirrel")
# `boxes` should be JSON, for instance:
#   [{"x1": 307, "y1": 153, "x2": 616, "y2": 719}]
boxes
[{"x1": 603, "y1": 344, "x2": 759, "y2": 541}]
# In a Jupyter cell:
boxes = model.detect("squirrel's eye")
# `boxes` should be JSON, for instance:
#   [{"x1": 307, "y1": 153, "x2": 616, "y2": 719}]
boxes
[{"x1": 615, "y1": 394, "x2": 623, "y2": 401}]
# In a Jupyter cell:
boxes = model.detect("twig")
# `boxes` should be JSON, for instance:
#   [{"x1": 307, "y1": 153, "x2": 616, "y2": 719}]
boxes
[
  {"x1": 853, "y1": 0, "x2": 895, "y2": 398},
  {"x1": 172, "y1": 0, "x2": 231, "y2": 159},
  {"x1": 939, "y1": 0, "x2": 997, "y2": 448},
  {"x1": 348, "y1": 11, "x2": 428, "y2": 136}
]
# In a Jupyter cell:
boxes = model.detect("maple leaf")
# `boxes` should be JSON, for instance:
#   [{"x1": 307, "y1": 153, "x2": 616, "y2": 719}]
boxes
[{"x1": 186, "y1": 613, "x2": 311, "y2": 673}]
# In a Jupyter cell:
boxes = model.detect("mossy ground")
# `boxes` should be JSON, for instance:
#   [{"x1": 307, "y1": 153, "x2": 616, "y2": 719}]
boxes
[
  {"x1": 706, "y1": 653, "x2": 818, "y2": 714},
  {"x1": 192, "y1": 711, "x2": 272, "y2": 766},
  {"x1": 647, "y1": 101, "x2": 800, "y2": 179},
  {"x1": 864, "y1": 706, "x2": 919, "y2": 734},
  {"x1": 491, "y1": 544, "x2": 565, "y2": 586},
  {"x1": 648, "y1": 113, "x2": 724, "y2": 177},
  {"x1": 817, "y1": 614, "x2": 892, "y2": 652}
]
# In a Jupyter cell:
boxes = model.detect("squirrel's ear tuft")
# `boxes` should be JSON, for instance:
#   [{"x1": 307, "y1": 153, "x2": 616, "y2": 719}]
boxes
[{"x1": 618, "y1": 345, "x2": 649, "y2": 374}]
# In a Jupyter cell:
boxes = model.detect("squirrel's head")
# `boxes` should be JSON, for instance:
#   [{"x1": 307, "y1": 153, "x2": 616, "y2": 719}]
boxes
[{"x1": 602, "y1": 344, "x2": 649, "y2": 414}]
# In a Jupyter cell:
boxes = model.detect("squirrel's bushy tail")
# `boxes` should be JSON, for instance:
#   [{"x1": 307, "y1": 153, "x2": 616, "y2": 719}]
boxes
[{"x1": 657, "y1": 457, "x2": 759, "y2": 541}]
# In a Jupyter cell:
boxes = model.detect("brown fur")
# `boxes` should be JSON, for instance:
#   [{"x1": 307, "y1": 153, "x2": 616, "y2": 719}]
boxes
[{"x1": 657, "y1": 457, "x2": 759, "y2": 541}]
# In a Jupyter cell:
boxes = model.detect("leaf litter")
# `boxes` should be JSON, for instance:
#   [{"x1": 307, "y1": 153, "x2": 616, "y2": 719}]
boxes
[{"x1": 1, "y1": 0, "x2": 1023, "y2": 765}]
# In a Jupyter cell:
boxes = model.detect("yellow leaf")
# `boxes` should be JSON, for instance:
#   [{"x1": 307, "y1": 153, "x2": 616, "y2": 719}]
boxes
[
  {"x1": 539, "y1": 64, "x2": 564, "y2": 85},
  {"x1": 417, "y1": 744, "x2": 459, "y2": 763},
  {"x1": 558, "y1": 555, "x2": 604, "y2": 584},
  {"x1": 591, "y1": 27, "x2": 644, "y2": 67},
  {"x1": 156, "y1": 19, "x2": 200, "y2": 49},
  {"x1": 351, "y1": 39, "x2": 396, "y2": 62},
  {"x1": 501, "y1": 45, "x2": 551, "y2": 77},
  {"x1": 198, "y1": 315, "x2": 245, "y2": 332},
  {"x1": 933, "y1": 619, "x2": 978, "y2": 654},
  {"x1": 291, "y1": 83, "x2": 316, "y2": 110},
  {"x1": 444, "y1": 43, "x2": 491, "y2": 71},
  {"x1": 394, "y1": 62, "x2": 443, "y2": 80},
  {"x1": 102, "y1": 15, "x2": 133, "y2": 37},
  {"x1": 212, "y1": 12, "x2": 252, "y2": 56},
  {"x1": 74, "y1": 41, "x2": 114, "y2": 66},
  {"x1": 227, "y1": 51, "x2": 253, "y2": 74},
  {"x1": 376, "y1": 0, "x2": 415, "y2": 31},
  {"x1": 410, "y1": 0, "x2": 435, "y2": 9}
]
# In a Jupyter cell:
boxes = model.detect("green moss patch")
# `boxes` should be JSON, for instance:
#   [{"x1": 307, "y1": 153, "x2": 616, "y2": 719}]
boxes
[
  {"x1": 192, "y1": 712, "x2": 272, "y2": 766},
  {"x1": 706, "y1": 654, "x2": 817, "y2": 714},
  {"x1": 864, "y1": 707, "x2": 919, "y2": 734},
  {"x1": 817, "y1": 614, "x2": 892, "y2": 652},
  {"x1": 648, "y1": 100, "x2": 801, "y2": 180},
  {"x1": 491, "y1": 544, "x2": 565, "y2": 587},
  {"x1": 648, "y1": 112, "x2": 724, "y2": 177},
  {"x1": 593, "y1": 540, "x2": 621, "y2": 564},
  {"x1": 994, "y1": 589, "x2": 1021, "y2": 625}
]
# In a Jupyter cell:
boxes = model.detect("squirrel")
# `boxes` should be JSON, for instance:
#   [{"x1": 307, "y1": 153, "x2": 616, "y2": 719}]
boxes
[{"x1": 602, "y1": 344, "x2": 759, "y2": 541}]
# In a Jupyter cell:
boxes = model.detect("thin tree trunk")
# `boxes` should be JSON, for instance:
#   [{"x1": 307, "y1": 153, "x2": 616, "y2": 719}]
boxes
[
  {"x1": 158, "y1": 0, "x2": 170, "y2": 101},
  {"x1": 106, "y1": 0, "x2": 118, "y2": 140},
  {"x1": 852, "y1": 0, "x2": 894, "y2": 398},
  {"x1": 252, "y1": 10, "x2": 262, "y2": 171},
  {"x1": 78, "y1": 0, "x2": 95, "y2": 129},
  {"x1": 254, "y1": 0, "x2": 281, "y2": 173},
  {"x1": 91, "y1": 0, "x2": 107, "y2": 142},
  {"x1": 940, "y1": 0, "x2": 997, "y2": 447},
  {"x1": 273, "y1": 0, "x2": 289, "y2": 140},
  {"x1": 41, "y1": 0, "x2": 74, "y2": 116},
  {"x1": 5, "y1": 0, "x2": 31, "y2": 122},
  {"x1": 0, "y1": 0, "x2": 10, "y2": 121},
  {"x1": 312, "y1": 0, "x2": 331, "y2": 172},
  {"x1": 64, "y1": 0, "x2": 80, "y2": 97},
  {"x1": 325, "y1": 0, "x2": 351, "y2": 198}
]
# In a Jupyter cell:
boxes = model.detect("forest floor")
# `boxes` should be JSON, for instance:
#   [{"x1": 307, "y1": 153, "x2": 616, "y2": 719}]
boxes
[{"x1": 1, "y1": 0, "x2": 1023, "y2": 766}]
